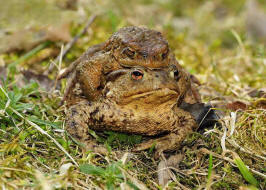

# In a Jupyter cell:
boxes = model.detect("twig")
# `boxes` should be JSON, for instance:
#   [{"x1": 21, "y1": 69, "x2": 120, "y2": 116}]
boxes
[
  {"x1": 51, "y1": 45, "x2": 64, "y2": 93},
  {"x1": 45, "y1": 14, "x2": 97, "y2": 75}
]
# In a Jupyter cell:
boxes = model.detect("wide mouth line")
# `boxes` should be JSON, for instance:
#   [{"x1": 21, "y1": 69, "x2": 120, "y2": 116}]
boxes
[{"x1": 123, "y1": 88, "x2": 178, "y2": 99}]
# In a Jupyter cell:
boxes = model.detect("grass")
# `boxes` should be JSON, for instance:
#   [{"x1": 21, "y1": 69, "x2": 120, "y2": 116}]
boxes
[
  {"x1": 206, "y1": 154, "x2": 213, "y2": 189},
  {"x1": 0, "y1": 0, "x2": 265, "y2": 189},
  {"x1": 233, "y1": 154, "x2": 259, "y2": 187}
]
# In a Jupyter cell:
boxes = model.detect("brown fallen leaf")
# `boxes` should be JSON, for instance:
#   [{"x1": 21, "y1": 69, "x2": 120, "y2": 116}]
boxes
[
  {"x1": 247, "y1": 88, "x2": 266, "y2": 98},
  {"x1": 157, "y1": 154, "x2": 184, "y2": 187},
  {"x1": 226, "y1": 100, "x2": 248, "y2": 111},
  {"x1": 0, "y1": 66, "x2": 60, "y2": 91},
  {"x1": 0, "y1": 0, "x2": 78, "y2": 53},
  {"x1": 21, "y1": 69, "x2": 60, "y2": 91},
  {"x1": 0, "y1": 65, "x2": 60, "y2": 92}
]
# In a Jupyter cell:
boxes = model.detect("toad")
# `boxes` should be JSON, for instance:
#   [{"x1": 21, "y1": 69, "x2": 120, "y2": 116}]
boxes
[{"x1": 59, "y1": 26, "x2": 216, "y2": 157}]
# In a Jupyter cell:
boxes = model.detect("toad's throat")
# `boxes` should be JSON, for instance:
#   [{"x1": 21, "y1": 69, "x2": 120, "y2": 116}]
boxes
[{"x1": 89, "y1": 97, "x2": 180, "y2": 135}]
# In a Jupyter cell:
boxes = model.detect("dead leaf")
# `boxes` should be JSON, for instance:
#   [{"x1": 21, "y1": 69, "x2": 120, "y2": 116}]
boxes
[
  {"x1": 21, "y1": 69, "x2": 60, "y2": 91},
  {"x1": 157, "y1": 154, "x2": 184, "y2": 187},
  {"x1": 0, "y1": 68, "x2": 59, "y2": 91},
  {"x1": 247, "y1": 88, "x2": 266, "y2": 98},
  {"x1": 226, "y1": 101, "x2": 248, "y2": 111},
  {"x1": 0, "y1": 0, "x2": 77, "y2": 53}
]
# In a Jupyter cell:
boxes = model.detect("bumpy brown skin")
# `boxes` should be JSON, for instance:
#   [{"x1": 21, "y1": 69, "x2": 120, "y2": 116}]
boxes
[{"x1": 62, "y1": 26, "x2": 201, "y2": 157}]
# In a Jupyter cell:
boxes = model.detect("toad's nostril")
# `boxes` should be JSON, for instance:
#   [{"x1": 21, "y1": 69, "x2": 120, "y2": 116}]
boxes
[{"x1": 140, "y1": 51, "x2": 148, "y2": 58}]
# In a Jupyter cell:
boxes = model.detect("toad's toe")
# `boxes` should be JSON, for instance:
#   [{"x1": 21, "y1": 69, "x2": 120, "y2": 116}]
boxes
[
  {"x1": 132, "y1": 139, "x2": 155, "y2": 152},
  {"x1": 82, "y1": 142, "x2": 109, "y2": 155}
]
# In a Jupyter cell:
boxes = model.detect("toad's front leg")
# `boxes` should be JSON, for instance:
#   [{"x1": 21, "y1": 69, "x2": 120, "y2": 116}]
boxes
[
  {"x1": 65, "y1": 100, "x2": 108, "y2": 154},
  {"x1": 133, "y1": 108, "x2": 197, "y2": 158}
]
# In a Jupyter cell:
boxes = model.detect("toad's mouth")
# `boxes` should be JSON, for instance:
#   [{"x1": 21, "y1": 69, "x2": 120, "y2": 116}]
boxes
[{"x1": 118, "y1": 88, "x2": 180, "y2": 105}]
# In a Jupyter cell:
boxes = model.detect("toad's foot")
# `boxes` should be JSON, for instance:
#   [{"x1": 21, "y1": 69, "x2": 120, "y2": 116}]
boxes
[
  {"x1": 132, "y1": 109, "x2": 197, "y2": 159},
  {"x1": 132, "y1": 132, "x2": 189, "y2": 159},
  {"x1": 80, "y1": 140, "x2": 109, "y2": 155},
  {"x1": 66, "y1": 101, "x2": 109, "y2": 155}
]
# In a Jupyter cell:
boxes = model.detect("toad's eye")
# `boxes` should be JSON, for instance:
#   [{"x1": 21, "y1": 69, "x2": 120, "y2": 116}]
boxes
[
  {"x1": 131, "y1": 70, "x2": 144, "y2": 80},
  {"x1": 122, "y1": 47, "x2": 135, "y2": 59},
  {"x1": 170, "y1": 70, "x2": 180, "y2": 81},
  {"x1": 161, "y1": 49, "x2": 169, "y2": 60}
]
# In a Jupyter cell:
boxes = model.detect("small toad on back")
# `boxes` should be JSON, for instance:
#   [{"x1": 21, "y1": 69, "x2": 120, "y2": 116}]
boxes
[{"x1": 60, "y1": 26, "x2": 213, "y2": 157}]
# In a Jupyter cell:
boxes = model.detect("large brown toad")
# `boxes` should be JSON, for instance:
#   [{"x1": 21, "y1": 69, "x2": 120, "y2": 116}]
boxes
[{"x1": 59, "y1": 26, "x2": 215, "y2": 157}]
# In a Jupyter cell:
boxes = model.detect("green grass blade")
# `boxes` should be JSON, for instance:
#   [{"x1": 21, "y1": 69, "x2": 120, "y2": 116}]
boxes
[
  {"x1": 234, "y1": 157, "x2": 259, "y2": 187},
  {"x1": 207, "y1": 154, "x2": 213, "y2": 180},
  {"x1": 206, "y1": 154, "x2": 213, "y2": 189},
  {"x1": 28, "y1": 116, "x2": 61, "y2": 129},
  {"x1": 8, "y1": 41, "x2": 50, "y2": 68},
  {"x1": 79, "y1": 164, "x2": 105, "y2": 176}
]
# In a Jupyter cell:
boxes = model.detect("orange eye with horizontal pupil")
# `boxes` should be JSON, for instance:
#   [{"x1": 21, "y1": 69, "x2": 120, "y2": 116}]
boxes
[{"x1": 131, "y1": 70, "x2": 144, "y2": 80}]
